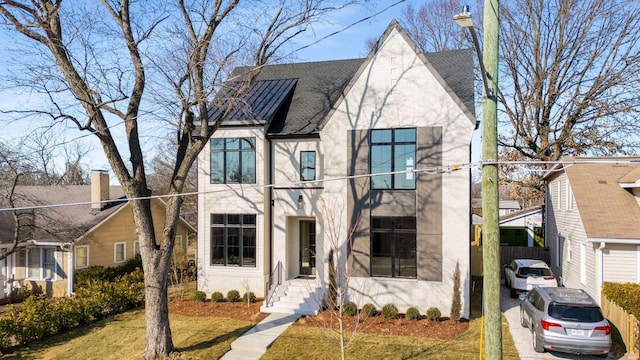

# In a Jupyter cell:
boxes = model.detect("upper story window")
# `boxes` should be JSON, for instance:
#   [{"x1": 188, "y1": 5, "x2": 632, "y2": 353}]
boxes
[
  {"x1": 300, "y1": 151, "x2": 316, "y2": 181},
  {"x1": 210, "y1": 137, "x2": 256, "y2": 184},
  {"x1": 370, "y1": 129, "x2": 416, "y2": 190}
]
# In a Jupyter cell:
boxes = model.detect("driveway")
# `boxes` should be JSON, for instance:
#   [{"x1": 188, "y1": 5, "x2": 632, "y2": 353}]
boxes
[{"x1": 500, "y1": 286, "x2": 615, "y2": 360}]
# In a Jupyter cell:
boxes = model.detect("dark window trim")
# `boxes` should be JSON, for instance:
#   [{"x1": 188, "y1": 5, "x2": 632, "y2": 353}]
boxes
[
  {"x1": 300, "y1": 150, "x2": 316, "y2": 181},
  {"x1": 210, "y1": 137, "x2": 256, "y2": 184},
  {"x1": 210, "y1": 213, "x2": 257, "y2": 267},
  {"x1": 370, "y1": 216, "x2": 417, "y2": 279},
  {"x1": 369, "y1": 128, "x2": 416, "y2": 190}
]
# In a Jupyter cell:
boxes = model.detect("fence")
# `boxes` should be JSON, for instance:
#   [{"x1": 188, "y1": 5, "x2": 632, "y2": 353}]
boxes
[
  {"x1": 0, "y1": 276, "x2": 4, "y2": 299},
  {"x1": 601, "y1": 294, "x2": 639, "y2": 355},
  {"x1": 470, "y1": 246, "x2": 551, "y2": 277}
]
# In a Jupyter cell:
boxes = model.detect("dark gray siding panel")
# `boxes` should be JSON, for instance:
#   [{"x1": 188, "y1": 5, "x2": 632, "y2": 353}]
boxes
[
  {"x1": 416, "y1": 127, "x2": 443, "y2": 281},
  {"x1": 348, "y1": 129, "x2": 371, "y2": 277}
]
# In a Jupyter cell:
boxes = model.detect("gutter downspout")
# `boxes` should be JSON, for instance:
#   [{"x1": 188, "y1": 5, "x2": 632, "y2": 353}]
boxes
[
  {"x1": 597, "y1": 241, "x2": 606, "y2": 304},
  {"x1": 68, "y1": 247, "x2": 74, "y2": 296}
]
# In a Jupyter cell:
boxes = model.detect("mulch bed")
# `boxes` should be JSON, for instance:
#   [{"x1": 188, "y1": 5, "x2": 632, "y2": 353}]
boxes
[{"x1": 168, "y1": 299, "x2": 469, "y2": 339}]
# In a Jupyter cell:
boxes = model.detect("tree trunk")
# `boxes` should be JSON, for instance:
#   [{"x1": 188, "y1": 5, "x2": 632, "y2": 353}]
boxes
[{"x1": 143, "y1": 255, "x2": 174, "y2": 358}]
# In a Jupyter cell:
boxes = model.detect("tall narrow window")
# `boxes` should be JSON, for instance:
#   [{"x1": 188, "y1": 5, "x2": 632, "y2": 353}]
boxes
[
  {"x1": 211, "y1": 214, "x2": 256, "y2": 267},
  {"x1": 371, "y1": 217, "x2": 417, "y2": 278},
  {"x1": 300, "y1": 151, "x2": 316, "y2": 181},
  {"x1": 370, "y1": 129, "x2": 416, "y2": 189},
  {"x1": 210, "y1": 137, "x2": 256, "y2": 184},
  {"x1": 114, "y1": 242, "x2": 126, "y2": 263}
]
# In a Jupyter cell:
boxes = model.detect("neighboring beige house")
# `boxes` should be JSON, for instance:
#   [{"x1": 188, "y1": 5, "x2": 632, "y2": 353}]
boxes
[
  {"x1": 0, "y1": 170, "x2": 196, "y2": 298},
  {"x1": 197, "y1": 20, "x2": 476, "y2": 316},
  {"x1": 543, "y1": 157, "x2": 640, "y2": 303}
]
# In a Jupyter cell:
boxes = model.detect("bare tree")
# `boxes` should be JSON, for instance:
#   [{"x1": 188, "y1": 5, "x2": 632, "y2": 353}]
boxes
[
  {"x1": 0, "y1": 1, "x2": 363, "y2": 358},
  {"x1": 403, "y1": 0, "x2": 640, "y2": 205},
  {"x1": 318, "y1": 199, "x2": 362, "y2": 360}
]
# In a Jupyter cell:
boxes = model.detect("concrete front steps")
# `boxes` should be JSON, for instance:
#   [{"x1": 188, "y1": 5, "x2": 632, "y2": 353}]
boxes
[{"x1": 260, "y1": 278, "x2": 323, "y2": 316}]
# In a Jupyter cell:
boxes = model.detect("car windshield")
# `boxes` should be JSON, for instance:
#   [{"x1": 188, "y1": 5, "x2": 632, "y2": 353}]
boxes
[
  {"x1": 548, "y1": 305, "x2": 604, "y2": 322},
  {"x1": 518, "y1": 267, "x2": 552, "y2": 277}
]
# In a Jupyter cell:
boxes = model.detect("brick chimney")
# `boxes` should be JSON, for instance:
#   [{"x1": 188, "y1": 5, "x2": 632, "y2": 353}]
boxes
[{"x1": 91, "y1": 170, "x2": 110, "y2": 213}]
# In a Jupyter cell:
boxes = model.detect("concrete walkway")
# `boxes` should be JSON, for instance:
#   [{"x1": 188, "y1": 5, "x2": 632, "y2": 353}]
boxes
[{"x1": 220, "y1": 312, "x2": 300, "y2": 360}]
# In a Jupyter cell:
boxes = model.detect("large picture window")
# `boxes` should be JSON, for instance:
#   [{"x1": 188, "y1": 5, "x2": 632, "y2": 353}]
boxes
[
  {"x1": 210, "y1": 137, "x2": 256, "y2": 184},
  {"x1": 371, "y1": 217, "x2": 416, "y2": 278},
  {"x1": 370, "y1": 129, "x2": 416, "y2": 189},
  {"x1": 211, "y1": 214, "x2": 256, "y2": 267}
]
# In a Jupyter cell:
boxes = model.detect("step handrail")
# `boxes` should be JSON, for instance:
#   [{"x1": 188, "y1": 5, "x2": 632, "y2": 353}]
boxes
[{"x1": 265, "y1": 260, "x2": 284, "y2": 307}]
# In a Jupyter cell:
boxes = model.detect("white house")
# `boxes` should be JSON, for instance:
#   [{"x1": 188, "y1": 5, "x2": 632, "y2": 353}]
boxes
[
  {"x1": 196, "y1": 20, "x2": 476, "y2": 317},
  {"x1": 543, "y1": 157, "x2": 640, "y2": 303}
]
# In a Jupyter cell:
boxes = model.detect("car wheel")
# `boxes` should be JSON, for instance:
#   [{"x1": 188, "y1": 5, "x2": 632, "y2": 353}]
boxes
[
  {"x1": 520, "y1": 308, "x2": 527, "y2": 328},
  {"x1": 504, "y1": 277, "x2": 510, "y2": 288},
  {"x1": 510, "y1": 288, "x2": 517, "y2": 299},
  {"x1": 532, "y1": 328, "x2": 544, "y2": 353}
]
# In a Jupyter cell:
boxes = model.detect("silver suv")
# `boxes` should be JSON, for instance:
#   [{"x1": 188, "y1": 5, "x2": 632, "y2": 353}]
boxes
[{"x1": 520, "y1": 287, "x2": 611, "y2": 357}]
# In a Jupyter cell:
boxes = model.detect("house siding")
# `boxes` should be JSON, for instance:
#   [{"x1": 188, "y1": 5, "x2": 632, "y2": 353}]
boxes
[{"x1": 603, "y1": 244, "x2": 639, "y2": 284}]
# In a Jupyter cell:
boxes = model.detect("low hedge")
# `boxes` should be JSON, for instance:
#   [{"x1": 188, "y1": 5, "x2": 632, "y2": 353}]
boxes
[
  {"x1": 602, "y1": 282, "x2": 640, "y2": 318},
  {"x1": 0, "y1": 269, "x2": 144, "y2": 354}
]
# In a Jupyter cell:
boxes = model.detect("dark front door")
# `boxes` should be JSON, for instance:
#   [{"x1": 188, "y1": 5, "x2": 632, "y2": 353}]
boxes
[{"x1": 299, "y1": 220, "x2": 316, "y2": 276}]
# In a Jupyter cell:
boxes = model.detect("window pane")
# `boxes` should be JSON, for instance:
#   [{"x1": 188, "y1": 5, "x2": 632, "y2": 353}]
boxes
[
  {"x1": 241, "y1": 151, "x2": 255, "y2": 183},
  {"x1": 211, "y1": 228, "x2": 225, "y2": 265},
  {"x1": 225, "y1": 152, "x2": 240, "y2": 182},
  {"x1": 227, "y1": 228, "x2": 240, "y2": 265},
  {"x1": 242, "y1": 228, "x2": 256, "y2": 267},
  {"x1": 395, "y1": 128, "x2": 416, "y2": 143},
  {"x1": 227, "y1": 214, "x2": 241, "y2": 225},
  {"x1": 300, "y1": 151, "x2": 316, "y2": 181},
  {"x1": 211, "y1": 214, "x2": 225, "y2": 224},
  {"x1": 76, "y1": 247, "x2": 88, "y2": 267},
  {"x1": 241, "y1": 137, "x2": 255, "y2": 150},
  {"x1": 395, "y1": 233, "x2": 417, "y2": 278},
  {"x1": 243, "y1": 214, "x2": 256, "y2": 225},
  {"x1": 371, "y1": 233, "x2": 392, "y2": 276},
  {"x1": 226, "y1": 138, "x2": 240, "y2": 149},
  {"x1": 394, "y1": 144, "x2": 416, "y2": 189},
  {"x1": 44, "y1": 248, "x2": 55, "y2": 279},
  {"x1": 27, "y1": 249, "x2": 40, "y2": 278},
  {"x1": 210, "y1": 151, "x2": 224, "y2": 183},
  {"x1": 211, "y1": 138, "x2": 224, "y2": 150},
  {"x1": 371, "y1": 129, "x2": 392, "y2": 143},
  {"x1": 395, "y1": 217, "x2": 416, "y2": 230},
  {"x1": 372, "y1": 218, "x2": 393, "y2": 230},
  {"x1": 371, "y1": 144, "x2": 392, "y2": 189}
]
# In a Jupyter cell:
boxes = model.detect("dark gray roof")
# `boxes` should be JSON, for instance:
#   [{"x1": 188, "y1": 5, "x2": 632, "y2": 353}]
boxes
[
  {"x1": 0, "y1": 185, "x2": 126, "y2": 244},
  {"x1": 209, "y1": 20, "x2": 475, "y2": 136}
]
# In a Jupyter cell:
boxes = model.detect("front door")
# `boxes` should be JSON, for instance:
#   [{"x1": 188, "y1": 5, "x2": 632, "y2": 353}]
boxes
[{"x1": 299, "y1": 220, "x2": 316, "y2": 276}]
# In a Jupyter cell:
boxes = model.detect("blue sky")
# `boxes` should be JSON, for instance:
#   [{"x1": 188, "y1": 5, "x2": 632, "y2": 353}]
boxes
[{"x1": 0, "y1": 0, "x2": 482, "y2": 174}]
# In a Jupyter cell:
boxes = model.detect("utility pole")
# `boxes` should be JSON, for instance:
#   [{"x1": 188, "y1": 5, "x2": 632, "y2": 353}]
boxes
[{"x1": 482, "y1": 0, "x2": 501, "y2": 359}]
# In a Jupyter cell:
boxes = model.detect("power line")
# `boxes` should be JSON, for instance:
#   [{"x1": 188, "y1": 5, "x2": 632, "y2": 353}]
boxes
[{"x1": 2, "y1": 158, "x2": 639, "y2": 213}]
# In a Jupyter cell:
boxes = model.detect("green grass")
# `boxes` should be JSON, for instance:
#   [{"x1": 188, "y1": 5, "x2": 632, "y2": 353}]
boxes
[
  {"x1": 262, "y1": 316, "x2": 520, "y2": 360},
  {"x1": 1, "y1": 286, "x2": 521, "y2": 359},
  {"x1": 0, "y1": 310, "x2": 254, "y2": 359}
]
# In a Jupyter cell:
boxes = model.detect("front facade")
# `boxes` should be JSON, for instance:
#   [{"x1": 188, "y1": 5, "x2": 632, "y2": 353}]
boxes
[
  {"x1": 544, "y1": 157, "x2": 640, "y2": 303},
  {"x1": 197, "y1": 20, "x2": 475, "y2": 316}
]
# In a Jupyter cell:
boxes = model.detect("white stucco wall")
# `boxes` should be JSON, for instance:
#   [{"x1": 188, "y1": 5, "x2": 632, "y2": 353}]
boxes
[
  {"x1": 196, "y1": 127, "x2": 268, "y2": 297},
  {"x1": 319, "y1": 27, "x2": 474, "y2": 316}
]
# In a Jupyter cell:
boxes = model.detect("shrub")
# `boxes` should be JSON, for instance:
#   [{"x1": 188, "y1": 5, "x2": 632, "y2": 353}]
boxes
[
  {"x1": 602, "y1": 282, "x2": 640, "y2": 318},
  {"x1": 343, "y1": 301, "x2": 357, "y2": 316},
  {"x1": 227, "y1": 290, "x2": 240, "y2": 303},
  {"x1": 242, "y1": 292, "x2": 256, "y2": 303},
  {"x1": 211, "y1": 291, "x2": 224, "y2": 302},
  {"x1": 426, "y1": 307, "x2": 442, "y2": 321},
  {"x1": 405, "y1": 307, "x2": 421, "y2": 320},
  {"x1": 193, "y1": 291, "x2": 207, "y2": 302},
  {"x1": 74, "y1": 255, "x2": 143, "y2": 289},
  {"x1": 361, "y1": 303, "x2": 377, "y2": 317},
  {"x1": 381, "y1": 304, "x2": 399, "y2": 319}
]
